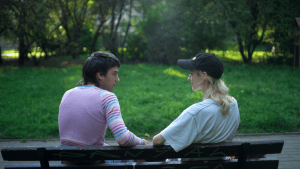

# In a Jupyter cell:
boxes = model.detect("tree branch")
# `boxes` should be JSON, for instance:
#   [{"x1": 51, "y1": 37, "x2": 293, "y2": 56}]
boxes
[
  {"x1": 113, "y1": 0, "x2": 125, "y2": 39},
  {"x1": 122, "y1": 0, "x2": 132, "y2": 47},
  {"x1": 110, "y1": 0, "x2": 117, "y2": 38}
]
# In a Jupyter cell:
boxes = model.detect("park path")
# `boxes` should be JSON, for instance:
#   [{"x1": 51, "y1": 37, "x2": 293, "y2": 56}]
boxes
[{"x1": 1, "y1": 133, "x2": 299, "y2": 169}]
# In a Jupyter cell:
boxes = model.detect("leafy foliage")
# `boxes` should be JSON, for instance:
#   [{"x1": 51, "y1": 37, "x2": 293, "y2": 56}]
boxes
[
  {"x1": 204, "y1": 0, "x2": 273, "y2": 63},
  {"x1": 266, "y1": 0, "x2": 300, "y2": 66},
  {"x1": 1, "y1": 0, "x2": 300, "y2": 65}
]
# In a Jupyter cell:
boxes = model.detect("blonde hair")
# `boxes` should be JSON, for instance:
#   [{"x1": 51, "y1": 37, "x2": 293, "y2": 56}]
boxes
[{"x1": 197, "y1": 70, "x2": 231, "y2": 116}]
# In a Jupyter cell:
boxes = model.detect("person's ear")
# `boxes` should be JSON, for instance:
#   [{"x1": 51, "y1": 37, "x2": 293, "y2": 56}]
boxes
[
  {"x1": 202, "y1": 72, "x2": 208, "y2": 80},
  {"x1": 96, "y1": 72, "x2": 103, "y2": 81}
]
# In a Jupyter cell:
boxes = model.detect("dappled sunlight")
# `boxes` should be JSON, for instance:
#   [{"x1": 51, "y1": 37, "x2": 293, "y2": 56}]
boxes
[
  {"x1": 1, "y1": 49, "x2": 19, "y2": 58},
  {"x1": 1, "y1": 49, "x2": 58, "y2": 59},
  {"x1": 211, "y1": 50, "x2": 242, "y2": 61},
  {"x1": 163, "y1": 68, "x2": 187, "y2": 78},
  {"x1": 211, "y1": 50, "x2": 271, "y2": 63},
  {"x1": 1, "y1": 53, "x2": 19, "y2": 58}
]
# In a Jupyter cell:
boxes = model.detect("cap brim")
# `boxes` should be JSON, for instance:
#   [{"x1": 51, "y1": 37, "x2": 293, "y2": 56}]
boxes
[{"x1": 177, "y1": 59, "x2": 195, "y2": 70}]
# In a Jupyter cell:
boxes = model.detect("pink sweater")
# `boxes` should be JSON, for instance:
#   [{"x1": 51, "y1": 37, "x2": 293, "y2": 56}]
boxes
[{"x1": 58, "y1": 85, "x2": 143, "y2": 146}]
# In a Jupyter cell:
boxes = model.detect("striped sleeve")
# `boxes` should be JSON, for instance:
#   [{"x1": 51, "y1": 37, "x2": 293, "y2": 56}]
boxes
[{"x1": 102, "y1": 92, "x2": 143, "y2": 146}]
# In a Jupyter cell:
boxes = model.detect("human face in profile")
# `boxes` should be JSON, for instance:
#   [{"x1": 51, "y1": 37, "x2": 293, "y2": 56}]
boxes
[
  {"x1": 187, "y1": 70, "x2": 202, "y2": 91},
  {"x1": 99, "y1": 66, "x2": 120, "y2": 91}
]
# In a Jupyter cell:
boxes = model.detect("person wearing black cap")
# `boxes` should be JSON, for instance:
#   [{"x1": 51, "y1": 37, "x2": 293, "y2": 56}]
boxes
[{"x1": 153, "y1": 53, "x2": 240, "y2": 154}]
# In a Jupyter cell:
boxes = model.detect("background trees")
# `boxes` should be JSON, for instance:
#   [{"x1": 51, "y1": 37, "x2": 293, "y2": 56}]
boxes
[
  {"x1": 0, "y1": 0, "x2": 49, "y2": 66},
  {"x1": 267, "y1": 0, "x2": 300, "y2": 66},
  {"x1": 203, "y1": 0, "x2": 273, "y2": 64},
  {"x1": 0, "y1": 0, "x2": 299, "y2": 66},
  {"x1": 50, "y1": 0, "x2": 90, "y2": 59},
  {"x1": 139, "y1": 0, "x2": 228, "y2": 64},
  {"x1": 140, "y1": 0, "x2": 184, "y2": 65}
]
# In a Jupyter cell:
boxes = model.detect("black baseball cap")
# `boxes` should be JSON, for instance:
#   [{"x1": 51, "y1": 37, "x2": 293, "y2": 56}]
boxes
[{"x1": 177, "y1": 53, "x2": 224, "y2": 79}]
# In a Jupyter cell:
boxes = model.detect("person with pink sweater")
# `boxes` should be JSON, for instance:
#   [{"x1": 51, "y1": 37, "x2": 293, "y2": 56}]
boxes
[{"x1": 58, "y1": 51, "x2": 147, "y2": 164}]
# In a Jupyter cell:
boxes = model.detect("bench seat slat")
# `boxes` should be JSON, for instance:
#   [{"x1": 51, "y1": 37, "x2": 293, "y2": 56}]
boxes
[{"x1": 4, "y1": 158, "x2": 279, "y2": 169}]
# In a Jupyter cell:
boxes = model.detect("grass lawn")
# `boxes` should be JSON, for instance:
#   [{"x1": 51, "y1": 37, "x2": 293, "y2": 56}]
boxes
[{"x1": 1, "y1": 56, "x2": 300, "y2": 139}]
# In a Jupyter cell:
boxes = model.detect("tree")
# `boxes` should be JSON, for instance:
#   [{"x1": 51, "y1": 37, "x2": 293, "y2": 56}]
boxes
[
  {"x1": 88, "y1": 0, "x2": 110, "y2": 55},
  {"x1": 30, "y1": 1, "x2": 54, "y2": 60},
  {"x1": 140, "y1": 0, "x2": 184, "y2": 65},
  {"x1": 1, "y1": 0, "x2": 33, "y2": 66},
  {"x1": 0, "y1": 5, "x2": 11, "y2": 65},
  {"x1": 139, "y1": 0, "x2": 228, "y2": 64},
  {"x1": 267, "y1": 0, "x2": 300, "y2": 66},
  {"x1": 181, "y1": 0, "x2": 229, "y2": 56},
  {"x1": 101, "y1": 0, "x2": 126, "y2": 56},
  {"x1": 120, "y1": 0, "x2": 133, "y2": 63},
  {"x1": 207, "y1": 0, "x2": 272, "y2": 64},
  {"x1": 50, "y1": 0, "x2": 89, "y2": 59},
  {"x1": 0, "y1": 0, "x2": 52, "y2": 66}
]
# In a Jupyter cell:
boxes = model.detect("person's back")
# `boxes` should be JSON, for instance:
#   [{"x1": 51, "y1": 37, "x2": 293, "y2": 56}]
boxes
[
  {"x1": 153, "y1": 53, "x2": 240, "y2": 153},
  {"x1": 58, "y1": 51, "x2": 147, "y2": 164},
  {"x1": 59, "y1": 86, "x2": 113, "y2": 146},
  {"x1": 159, "y1": 98, "x2": 239, "y2": 152},
  {"x1": 193, "y1": 98, "x2": 239, "y2": 143}
]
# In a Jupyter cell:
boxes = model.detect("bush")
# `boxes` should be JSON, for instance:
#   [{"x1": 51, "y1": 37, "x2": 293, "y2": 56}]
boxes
[
  {"x1": 123, "y1": 33, "x2": 148, "y2": 62},
  {"x1": 266, "y1": 53, "x2": 295, "y2": 66}
]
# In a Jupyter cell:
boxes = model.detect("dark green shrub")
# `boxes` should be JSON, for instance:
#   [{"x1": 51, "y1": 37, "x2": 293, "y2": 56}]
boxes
[{"x1": 123, "y1": 33, "x2": 148, "y2": 62}]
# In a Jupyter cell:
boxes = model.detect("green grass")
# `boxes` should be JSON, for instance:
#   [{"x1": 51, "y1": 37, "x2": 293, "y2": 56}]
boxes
[{"x1": 1, "y1": 62, "x2": 300, "y2": 139}]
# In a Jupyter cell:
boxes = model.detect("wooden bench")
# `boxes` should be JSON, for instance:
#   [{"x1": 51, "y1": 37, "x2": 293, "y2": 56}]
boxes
[{"x1": 1, "y1": 140, "x2": 283, "y2": 169}]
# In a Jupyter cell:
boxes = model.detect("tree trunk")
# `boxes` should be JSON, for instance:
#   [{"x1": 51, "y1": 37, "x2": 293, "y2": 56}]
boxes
[
  {"x1": 32, "y1": 55, "x2": 41, "y2": 66},
  {"x1": 110, "y1": 1, "x2": 116, "y2": 39},
  {"x1": 106, "y1": 0, "x2": 125, "y2": 57},
  {"x1": 237, "y1": 34, "x2": 248, "y2": 63},
  {"x1": 24, "y1": 47, "x2": 30, "y2": 61},
  {"x1": 247, "y1": 49, "x2": 253, "y2": 64},
  {"x1": 121, "y1": 0, "x2": 133, "y2": 63},
  {"x1": 89, "y1": 20, "x2": 106, "y2": 55},
  {"x1": 109, "y1": 37, "x2": 118, "y2": 56},
  {"x1": 71, "y1": 43, "x2": 81, "y2": 59},
  {"x1": 71, "y1": 43, "x2": 80, "y2": 59},
  {"x1": 18, "y1": 4, "x2": 26, "y2": 66},
  {"x1": 0, "y1": 46, "x2": 2, "y2": 65},
  {"x1": 18, "y1": 36, "x2": 25, "y2": 66},
  {"x1": 41, "y1": 45, "x2": 48, "y2": 60}
]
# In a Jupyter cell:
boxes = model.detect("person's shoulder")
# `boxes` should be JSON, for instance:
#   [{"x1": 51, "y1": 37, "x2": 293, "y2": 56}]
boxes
[
  {"x1": 98, "y1": 89, "x2": 115, "y2": 96},
  {"x1": 186, "y1": 99, "x2": 215, "y2": 116},
  {"x1": 98, "y1": 89, "x2": 118, "y2": 101},
  {"x1": 192, "y1": 99, "x2": 215, "y2": 109},
  {"x1": 229, "y1": 97, "x2": 238, "y2": 106},
  {"x1": 63, "y1": 87, "x2": 78, "y2": 95}
]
